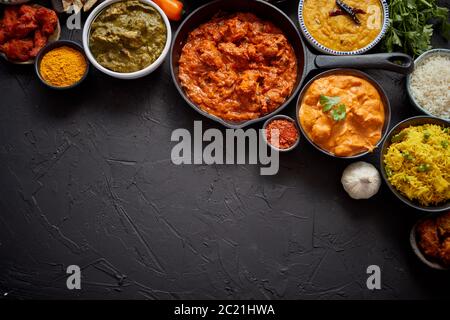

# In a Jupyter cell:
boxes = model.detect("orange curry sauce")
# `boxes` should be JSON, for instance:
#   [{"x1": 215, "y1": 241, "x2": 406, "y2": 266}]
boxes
[
  {"x1": 178, "y1": 13, "x2": 297, "y2": 122},
  {"x1": 299, "y1": 74, "x2": 385, "y2": 157}
]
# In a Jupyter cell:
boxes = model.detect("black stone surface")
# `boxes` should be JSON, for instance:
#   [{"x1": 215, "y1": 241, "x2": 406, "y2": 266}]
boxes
[{"x1": 0, "y1": 0, "x2": 449, "y2": 300}]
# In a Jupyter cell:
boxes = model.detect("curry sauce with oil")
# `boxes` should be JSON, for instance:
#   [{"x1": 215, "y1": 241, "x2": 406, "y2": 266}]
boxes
[{"x1": 178, "y1": 13, "x2": 297, "y2": 122}]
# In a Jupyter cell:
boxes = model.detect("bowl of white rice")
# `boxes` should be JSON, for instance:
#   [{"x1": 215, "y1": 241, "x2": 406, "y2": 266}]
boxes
[{"x1": 407, "y1": 49, "x2": 450, "y2": 121}]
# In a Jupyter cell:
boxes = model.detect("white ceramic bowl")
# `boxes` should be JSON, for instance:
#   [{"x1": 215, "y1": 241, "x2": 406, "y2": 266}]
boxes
[{"x1": 82, "y1": 0, "x2": 172, "y2": 79}]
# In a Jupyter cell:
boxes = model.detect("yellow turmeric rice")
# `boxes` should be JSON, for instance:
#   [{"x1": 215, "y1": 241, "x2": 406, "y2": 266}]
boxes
[{"x1": 384, "y1": 124, "x2": 450, "y2": 206}]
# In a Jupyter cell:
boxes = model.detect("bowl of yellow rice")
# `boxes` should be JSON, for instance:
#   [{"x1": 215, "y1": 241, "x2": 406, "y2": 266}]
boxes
[{"x1": 380, "y1": 116, "x2": 450, "y2": 212}]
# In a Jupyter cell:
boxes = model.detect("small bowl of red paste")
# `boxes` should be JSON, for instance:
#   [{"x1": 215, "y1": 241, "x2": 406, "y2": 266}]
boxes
[{"x1": 263, "y1": 115, "x2": 300, "y2": 152}]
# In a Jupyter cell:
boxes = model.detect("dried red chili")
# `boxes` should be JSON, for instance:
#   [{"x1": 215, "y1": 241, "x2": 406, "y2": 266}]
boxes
[{"x1": 266, "y1": 119, "x2": 299, "y2": 150}]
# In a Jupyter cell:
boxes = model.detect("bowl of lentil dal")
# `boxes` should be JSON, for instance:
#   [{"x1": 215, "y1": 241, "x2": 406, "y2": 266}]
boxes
[
  {"x1": 82, "y1": 0, "x2": 172, "y2": 79},
  {"x1": 35, "y1": 40, "x2": 89, "y2": 89},
  {"x1": 298, "y1": 0, "x2": 389, "y2": 55}
]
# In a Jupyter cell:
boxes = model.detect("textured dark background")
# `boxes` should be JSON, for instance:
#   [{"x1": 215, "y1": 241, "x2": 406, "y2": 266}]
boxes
[{"x1": 0, "y1": 0, "x2": 449, "y2": 300}]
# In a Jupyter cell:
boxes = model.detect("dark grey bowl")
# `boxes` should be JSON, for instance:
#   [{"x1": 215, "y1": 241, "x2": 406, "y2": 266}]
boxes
[
  {"x1": 296, "y1": 68, "x2": 391, "y2": 159},
  {"x1": 35, "y1": 40, "x2": 89, "y2": 90},
  {"x1": 262, "y1": 115, "x2": 300, "y2": 152},
  {"x1": 380, "y1": 116, "x2": 450, "y2": 212},
  {"x1": 406, "y1": 49, "x2": 450, "y2": 121}
]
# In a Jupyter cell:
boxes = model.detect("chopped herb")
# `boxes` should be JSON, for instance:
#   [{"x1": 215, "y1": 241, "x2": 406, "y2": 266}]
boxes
[
  {"x1": 319, "y1": 95, "x2": 340, "y2": 112},
  {"x1": 383, "y1": 0, "x2": 450, "y2": 57},
  {"x1": 330, "y1": 104, "x2": 347, "y2": 121},
  {"x1": 392, "y1": 131, "x2": 407, "y2": 143},
  {"x1": 444, "y1": 127, "x2": 449, "y2": 134},
  {"x1": 423, "y1": 131, "x2": 430, "y2": 141},
  {"x1": 417, "y1": 163, "x2": 431, "y2": 172},
  {"x1": 402, "y1": 151, "x2": 414, "y2": 161},
  {"x1": 385, "y1": 166, "x2": 393, "y2": 177},
  {"x1": 319, "y1": 95, "x2": 347, "y2": 122},
  {"x1": 441, "y1": 140, "x2": 449, "y2": 149}
]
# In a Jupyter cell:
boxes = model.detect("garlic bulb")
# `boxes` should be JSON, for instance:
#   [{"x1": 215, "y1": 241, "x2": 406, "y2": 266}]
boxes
[{"x1": 341, "y1": 161, "x2": 381, "y2": 200}]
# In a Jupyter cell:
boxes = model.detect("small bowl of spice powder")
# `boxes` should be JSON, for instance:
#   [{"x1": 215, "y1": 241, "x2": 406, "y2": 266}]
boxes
[
  {"x1": 35, "y1": 40, "x2": 89, "y2": 89},
  {"x1": 263, "y1": 115, "x2": 300, "y2": 152}
]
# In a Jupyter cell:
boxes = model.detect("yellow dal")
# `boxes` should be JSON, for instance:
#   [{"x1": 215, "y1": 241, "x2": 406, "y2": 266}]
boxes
[{"x1": 303, "y1": 0, "x2": 383, "y2": 52}]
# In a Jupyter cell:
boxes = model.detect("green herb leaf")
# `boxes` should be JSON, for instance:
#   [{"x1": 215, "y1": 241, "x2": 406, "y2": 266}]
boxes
[
  {"x1": 330, "y1": 104, "x2": 347, "y2": 121},
  {"x1": 319, "y1": 95, "x2": 341, "y2": 112},
  {"x1": 423, "y1": 131, "x2": 431, "y2": 141},
  {"x1": 385, "y1": 166, "x2": 393, "y2": 177},
  {"x1": 441, "y1": 140, "x2": 449, "y2": 149},
  {"x1": 418, "y1": 163, "x2": 431, "y2": 172},
  {"x1": 402, "y1": 151, "x2": 414, "y2": 161},
  {"x1": 382, "y1": 0, "x2": 450, "y2": 57}
]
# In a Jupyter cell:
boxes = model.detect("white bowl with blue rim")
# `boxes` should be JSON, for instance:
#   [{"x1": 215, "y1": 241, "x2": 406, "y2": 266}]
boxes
[{"x1": 298, "y1": 0, "x2": 389, "y2": 55}]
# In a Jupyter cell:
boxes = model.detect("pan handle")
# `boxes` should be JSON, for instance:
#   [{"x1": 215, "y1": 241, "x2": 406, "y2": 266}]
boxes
[{"x1": 314, "y1": 53, "x2": 414, "y2": 74}]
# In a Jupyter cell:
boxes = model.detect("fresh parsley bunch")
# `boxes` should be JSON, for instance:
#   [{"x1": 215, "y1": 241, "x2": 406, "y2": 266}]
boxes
[{"x1": 383, "y1": 0, "x2": 450, "y2": 57}]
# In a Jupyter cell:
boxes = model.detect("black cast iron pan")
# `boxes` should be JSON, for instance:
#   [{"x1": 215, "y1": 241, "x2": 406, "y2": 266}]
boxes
[
  {"x1": 170, "y1": 0, "x2": 414, "y2": 129},
  {"x1": 296, "y1": 68, "x2": 391, "y2": 159}
]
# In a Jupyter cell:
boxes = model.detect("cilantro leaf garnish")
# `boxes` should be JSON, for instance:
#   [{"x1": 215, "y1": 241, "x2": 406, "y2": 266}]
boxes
[
  {"x1": 330, "y1": 104, "x2": 347, "y2": 121},
  {"x1": 319, "y1": 95, "x2": 346, "y2": 121},
  {"x1": 319, "y1": 95, "x2": 341, "y2": 112}
]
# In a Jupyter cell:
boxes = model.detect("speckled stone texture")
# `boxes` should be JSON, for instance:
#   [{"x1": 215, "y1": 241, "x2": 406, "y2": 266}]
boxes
[{"x1": 0, "y1": 0, "x2": 449, "y2": 299}]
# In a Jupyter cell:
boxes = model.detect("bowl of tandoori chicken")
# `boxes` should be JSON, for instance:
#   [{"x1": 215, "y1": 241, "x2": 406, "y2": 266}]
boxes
[
  {"x1": 0, "y1": 4, "x2": 60, "y2": 64},
  {"x1": 170, "y1": 0, "x2": 304, "y2": 129},
  {"x1": 297, "y1": 69, "x2": 391, "y2": 159}
]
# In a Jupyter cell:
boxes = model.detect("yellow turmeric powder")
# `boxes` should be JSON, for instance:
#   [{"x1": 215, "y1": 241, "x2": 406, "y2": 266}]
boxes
[{"x1": 39, "y1": 46, "x2": 87, "y2": 87}]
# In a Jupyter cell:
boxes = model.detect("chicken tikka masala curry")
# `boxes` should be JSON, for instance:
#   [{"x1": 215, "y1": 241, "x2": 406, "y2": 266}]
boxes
[{"x1": 178, "y1": 13, "x2": 297, "y2": 122}]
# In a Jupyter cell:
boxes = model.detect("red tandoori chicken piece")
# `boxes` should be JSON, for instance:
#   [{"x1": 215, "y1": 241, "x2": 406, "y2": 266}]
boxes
[
  {"x1": 0, "y1": 5, "x2": 57, "y2": 61},
  {"x1": 417, "y1": 219, "x2": 441, "y2": 259},
  {"x1": 2, "y1": 6, "x2": 20, "y2": 35},
  {"x1": 1, "y1": 38, "x2": 34, "y2": 61},
  {"x1": 0, "y1": 29, "x2": 7, "y2": 45},
  {"x1": 35, "y1": 7, "x2": 57, "y2": 36},
  {"x1": 30, "y1": 29, "x2": 47, "y2": 57},
  {"x1": 12, "y1": 5, "x2": 38, "y2": 37}
]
